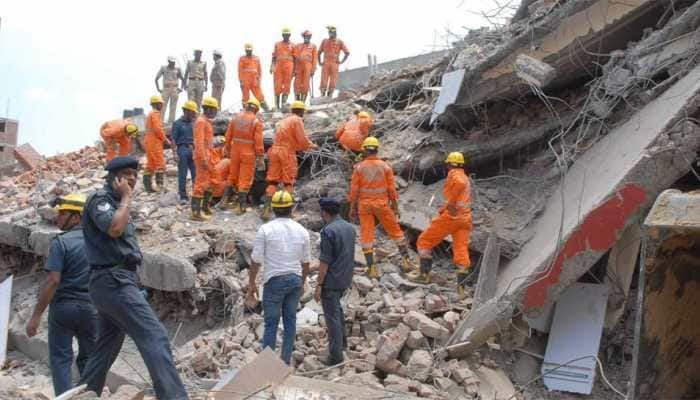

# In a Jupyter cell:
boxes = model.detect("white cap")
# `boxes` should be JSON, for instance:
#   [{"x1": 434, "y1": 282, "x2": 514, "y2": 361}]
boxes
[
  {"x1": 194, "y1": 48, "x2": 203, "y2": 53},
  {"x1": 167, "y1": 55, "x2": 176, "y2": 62},
  {"x1": 213, "y1": 49, "x2": 222, "y2": 56}
]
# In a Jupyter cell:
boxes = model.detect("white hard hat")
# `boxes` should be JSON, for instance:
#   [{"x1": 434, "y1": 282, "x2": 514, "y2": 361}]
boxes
[
  {"x1": 167, "y1": 55, "x2": 176, "y2": 62},
  {"x1": 213, "y1": 49, "x2": 222, "y2": 56}
]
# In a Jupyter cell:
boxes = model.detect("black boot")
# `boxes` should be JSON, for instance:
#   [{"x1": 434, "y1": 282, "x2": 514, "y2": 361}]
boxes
[
  {"x1": 408, "y1": 257, "x2": 432, "y2": 283},
  {"x1": 221, "y1": 186, "x2": 237, "y2": 209},
  {"x1": 364, "y1": 251, "x2": 379, "y2": 279},
  {"x1": 236, "y1": 192, "x2": 249, "y2": 215},
  {"x1": 155, "y1": 172, "x2": 164, "y2": 192},
  {"x1": 190, "y1": 197, "x2": 205, "y2": 221},
  {"x1": 202, "y1": 191, "x2": 213, "y2": 219},
  {"x1": 260, "y1": 195, "x2": 272, "y2": 221},
  {"x1": 398, "y1": 244, "x2": 414, "y2": 273},
  {"x1": 142, "y1": 174, "x2": 155, "y2": 193},
  {"x1": 281, "y1": 93, "x2": 288, "y2": 108},
  {"x1": 261, "y1": 101, "x2": 270, "y2": 112},
  {"x1": 274, "y1": 95, "x2": 280, "y2": 110}
]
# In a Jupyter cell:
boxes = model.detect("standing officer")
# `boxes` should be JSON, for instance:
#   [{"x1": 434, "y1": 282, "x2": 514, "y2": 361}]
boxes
[
  {"x1": 211, "y1": 50, "x2": 226, "y2": 107},
  {"x1": 185, "y1": 49, "x2": 208, "y2": 108},
  {"x1": 25, "y1": 194, "x2": 97, "y2": 396},
  {"x1": 155, "y1": 56, "x2": 185, "y2": 125},
  {"x1": 79, "y1": 156, "x2": 188, "y2": 400}
]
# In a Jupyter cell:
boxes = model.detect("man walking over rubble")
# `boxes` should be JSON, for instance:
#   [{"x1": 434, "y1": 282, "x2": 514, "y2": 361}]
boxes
[
  {"x1": 408, "y1": 152, "x2": 473, "y2": 297},
  {"x1": 222, "y1": 98, "x2": 264, "y2": 214},
  {"x1": 239, "y1": 44, "x2": 269, "y2": 111},
  {"x1": 155, "y1": 56, "x2": 184, "y2": 125},
  {"x1": 99, "y1": 119, "x2": 139, "y2": 162},
  {"x1": 143, "y1": 95, "x2": 172, "y2": 193},
  {"x1": 262, "y1": 100, "x2": 318, "y2": 220},
  {"x1": 191, "y1": 97, "x2": 219, "y2": 221},
  {"x1": 210, "y1": 50, "x2": 226, "y2": 107},
  {"x1": 25, "y1": 193, "x2": 97, "y2": 397},
  {"x1": 348, "y1": 137, "x2": 412, "y2": 279},
  {"x1": 314, "y1": 197, "x2": 355, "y2": 366},
  {"x1": 271, "y1": 27, "x2": 295, "y2": 109},
  {"x1": 318, "y1": 25, "x2": 349, "y2": 97},
  {"x1": 293, "y1": 30, "x2": 317, "y2": 102},
  {"x1": 172, "y1": 100, "x2": 199, "y2": 204},
  {"x1": 185, "y1": 49, "x2": 208, "y2": 108},
  {"x1": 248, "y1": 190, "x2": 311, "y2": 365},
  {"x1": 79, "y1": 156, "x2": 188, "y2": 400}
]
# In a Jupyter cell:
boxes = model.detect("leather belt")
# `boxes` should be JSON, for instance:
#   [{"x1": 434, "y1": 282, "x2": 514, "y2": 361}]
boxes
[{"x1": 91, "y1": 263, "x2": 137, "y2": 272}]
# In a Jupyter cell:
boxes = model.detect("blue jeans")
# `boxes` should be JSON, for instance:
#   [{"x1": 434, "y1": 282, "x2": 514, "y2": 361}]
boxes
[
  {"x1": 262, "y1": 274, "x2": 302, "y2": 365},
  {"x1": 177, "y1": 145, "x2": 196, "y2": 200},
  {"x1": 48, "y1": 301, "x2": 98, "y2": 396},
  {"x1": 80, "y1": 268, "x2": 188, "y2": 400},
  {"x1": 321, "y1": 288, "x2": 347, "y2": 364}
]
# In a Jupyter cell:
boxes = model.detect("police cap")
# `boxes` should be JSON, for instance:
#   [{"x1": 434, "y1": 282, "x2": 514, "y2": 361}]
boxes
[
  {"x1": 319, "y1": 197, "x2": 341, "y2": 214},
  {"x1": 105, "y1": 156, "x2": 139, "y2": 173}
]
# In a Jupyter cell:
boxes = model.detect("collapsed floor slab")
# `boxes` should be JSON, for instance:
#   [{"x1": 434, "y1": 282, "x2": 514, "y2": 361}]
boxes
[{"x1": 449, "y1": 63, "x2": 700, "y2": 354}]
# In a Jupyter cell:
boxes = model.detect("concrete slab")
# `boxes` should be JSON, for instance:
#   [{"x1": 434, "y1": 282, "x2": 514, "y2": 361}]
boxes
[
  {"x1": 473, "y1": 233, "x2": 500, "y2": 308},
  {"x1": 453, "y1": 63, "x2": 700, "y2": 352},
  {"x1": 431, "y1": 68, "x2": 465, "y2": 124},
  {"x1": 211, "y1": 347, "x2": 290, "y2": 400}
]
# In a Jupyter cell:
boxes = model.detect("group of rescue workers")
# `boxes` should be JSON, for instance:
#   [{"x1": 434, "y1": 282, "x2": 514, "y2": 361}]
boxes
[{"x1": 30, "y1": 23, "x2": 474, "y2": 400}]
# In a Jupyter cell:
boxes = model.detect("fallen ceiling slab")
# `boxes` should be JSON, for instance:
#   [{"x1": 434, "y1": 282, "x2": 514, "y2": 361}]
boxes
[{"x1": 449, "y1": 62, "x2": 700, "y2": 354}]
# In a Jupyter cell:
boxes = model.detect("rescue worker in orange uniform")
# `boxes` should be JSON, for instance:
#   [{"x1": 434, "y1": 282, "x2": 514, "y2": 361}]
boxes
[
  {"x1": 100, "y1": 119, "x2": 138, "y2": 163},
  {"x1": 348, "y1": 137, "x2": 412, "y2": 279},
  {"x1": 239, "y1": 44, "x2": 269, "y2": 111},
  {"x1": 335, "y1": 111, "x2": 373, "y2": 158},
  {"x1": 271, "y1": 28, "x2": 295, "y2": 110},
  {"x1": 408, "y1": 152, "x2": 473, "y2": 297},
  {"x1": 143, "y1": 95, "x2": 172, "y2": 193},
  {"x1": 293, "y1": 30, "x2": 318, "y2": 102},
  {"x1": 222, "y1": 98, "x2": 265, "y2": 214},
  {"x1": 191, "y1": 97, "x2": 219, "y2": 221},
  {"x1": 209, "y1": 137, "x2": 229, "y2": 206},
  {"x1": 318, "y1": 25, "x2": 349, "y2": 97},
  {"x1": 262, "y1": 100, "x2": 318, "y2": 220}
]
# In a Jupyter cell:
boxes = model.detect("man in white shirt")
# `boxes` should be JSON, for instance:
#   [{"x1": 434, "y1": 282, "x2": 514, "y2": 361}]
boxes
[{"x1": 247, "y1": 190, "x2": 310, "y2": 365}]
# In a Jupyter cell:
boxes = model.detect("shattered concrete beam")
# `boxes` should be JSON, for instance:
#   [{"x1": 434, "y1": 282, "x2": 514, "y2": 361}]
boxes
[
  {"x1": 451, "y1": 63, "x2": 700, "y2": 352},
  {"x1": 514, "y1": 54, "x2": 556, "y2": 88},
  {"x1": 457, "y1": 0, "x2": 663, "y2": 106},
  {"x1": 0, "y1": 215, "x2": 196, "y2": 292}
]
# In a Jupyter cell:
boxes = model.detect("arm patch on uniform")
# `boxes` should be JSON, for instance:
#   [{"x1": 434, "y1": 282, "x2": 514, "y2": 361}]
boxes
[{"x1": 97, "y1": 202, "x2": 112, "y2": 212}]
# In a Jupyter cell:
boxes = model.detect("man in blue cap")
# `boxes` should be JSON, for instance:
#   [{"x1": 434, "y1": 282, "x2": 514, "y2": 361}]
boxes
[
  {"x1": 314, "y1": 197, "x2": 356, "y2": 366},
  {"x1": 79, "y1": 156, "x2": 188, "y2": 399}
]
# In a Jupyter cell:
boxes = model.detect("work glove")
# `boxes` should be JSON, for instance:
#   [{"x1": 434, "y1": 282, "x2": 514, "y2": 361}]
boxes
[{"x1": 256, "y1": 156, "x2": 266, "y2": 171}]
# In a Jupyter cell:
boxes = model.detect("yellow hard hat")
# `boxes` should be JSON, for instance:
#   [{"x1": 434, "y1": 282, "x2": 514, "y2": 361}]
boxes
[
  {"x1": 150, "y1": 95, "x2": 164, "y2": 105},
  {"x1": 271, "y1": 190, "x2": 295, "y2": 208},
  {"x1": 445, "y1": 152, "x2": 465, "y2": 165},
  {"x1": 56, "y1": 193, "x2": 87, "y2": 213},
  {"x1": 125, "y1": 124, "x2": 139, "y2": 136},
  {"x1": 290, "y1": 100, "x2": 306, "y2": 111},
  {"x1": 182, "y1": 100, "x2": 199, "y2": 113},
  {"x1": 358, "y1": 111, "x2": 371, "y2": 120},
  {"x1": 362, "y1": 136, "x2": 380, "y2": 149},
  {"x1": 244, "y1": 43, "x2": 254, "y2": 50},
  {"x1": 202, "y1": 97, "x2": 219, "y2": 110},
  {"x1": 282, "y1": 27, "x2": 291, "y2": 34},
  {"x1": 327, "y1": 25, "x2": 337, "y2": 31},
  {"x1": 246, "y1": 98, "x2": 261, "y2": 109}
]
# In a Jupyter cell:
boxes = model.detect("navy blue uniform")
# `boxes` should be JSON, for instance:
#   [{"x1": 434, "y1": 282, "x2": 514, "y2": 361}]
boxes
[
  {"x1": 80, "y1": 185, "x2": 187, "y2": 400},
  {"x1": 45, "y1": 227, "x2": 97, "y2": 396},
  {"x1": 171, "y1": 116, "x2": 196, "y2": 200},
  {"x1": 318, "y1": 215, "x2": 356, "y2": 364}
]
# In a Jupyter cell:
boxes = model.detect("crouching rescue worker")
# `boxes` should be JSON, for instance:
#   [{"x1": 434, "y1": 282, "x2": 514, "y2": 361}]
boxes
[
  {"x1": 191, "y1": 97, "x2": 219, "y2": 221},
  {"x1": 262, "y1": 101, "x2": 318, "y2": 219},
  {"x1": 222, "y1": 98, "x2": 264, "y2": 214},
  {"x1": 248, "y1": 191, "x2": 311, "y2": 365},
  {"x1": 144, "y1": 95, "x2": 172, "y2": 193},
  {"x1": 25, "y1": 194, "x2": 97, "y2": 396},
  {"x1": 335, "y1": 111, "x2": 373, "y2": 161},
  {"x1": 79, "y1": 156, "x2": 188, "y2": 399},
  {"x1": 408, "y1": 152, "x2": 473, "y2": 297},
  {"x1": 348, "y1": 137, "x2": 411, "y2": 279},
  {"x1": 100, "y1": 119, "x2": 139, "y2": 162}
]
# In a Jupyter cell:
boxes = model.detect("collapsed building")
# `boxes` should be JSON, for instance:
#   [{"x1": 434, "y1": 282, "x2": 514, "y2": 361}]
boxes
[{"x1": 1, "y1": 0, "x2": 700, "y2": 398}]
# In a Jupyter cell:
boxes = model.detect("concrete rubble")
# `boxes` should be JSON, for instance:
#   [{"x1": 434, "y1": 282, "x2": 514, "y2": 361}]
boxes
[{"x1": 2, "y1": 1, "x2": 700, "y2": 399}]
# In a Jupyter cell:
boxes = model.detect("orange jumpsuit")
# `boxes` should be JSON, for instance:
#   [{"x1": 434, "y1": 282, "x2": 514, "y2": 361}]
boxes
[
  {"x1": 265, "y1": 114, "x2": 314, "y2": 196},
  {"x1": 335, "y1": 118, "x2": 372, "y2": 153},
  {"x1": 238, "y1": 55, "x2": 265, "y2": 103},
  {"x1": 100, "y1": 119, "x2": 133, "y2": 162},
  {"x1": 348, "y1": 154, "x2": 405, "y2": 251},
  {"x1": 193, "y1": 115, "x2": 214, "y2": 197},
  {"x1": 417, "y1": 168, "x2": 473, "y2": 269},
  {"x1": 210, "y1": 148, "x2": 229, "y2": 198},
  {"x1": 293, "y1": 43, "x2": 318, "y2": 95},
  {"x1": 144, "y1": 110, "x2": 167, "y2": 174},
  {"x1": 272, "y1": 41, "x2": 295, "y2": 96},
  {"x1": 225, "y1": 111, "x2": 264, "y2": 193},
  {"x1": 319, "y1": 38, "x2": 349, "y2": 93}
]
